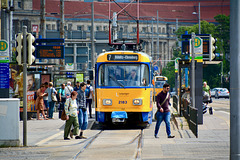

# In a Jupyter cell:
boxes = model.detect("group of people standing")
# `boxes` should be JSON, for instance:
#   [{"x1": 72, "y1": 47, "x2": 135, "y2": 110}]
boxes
[
  {"x1": 35, "y1": 82, "x2": 57, "y2": 120},
  {"x1": 34, "y1": 80, "x2": 94, "y2": 140},
  {"x1": 62, "y1": 80, "x2": 94, "y2": 140}
]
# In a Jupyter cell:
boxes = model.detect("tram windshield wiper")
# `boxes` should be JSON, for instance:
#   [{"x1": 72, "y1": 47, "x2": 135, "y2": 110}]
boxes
[{"x1": 109, "y1": 75, "x2": 125, "y2": 88}]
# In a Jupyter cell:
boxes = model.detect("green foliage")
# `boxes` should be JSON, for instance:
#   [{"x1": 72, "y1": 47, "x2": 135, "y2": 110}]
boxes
[{"x1": 163, "y1": 15, "x2": 230, "y2": 89}]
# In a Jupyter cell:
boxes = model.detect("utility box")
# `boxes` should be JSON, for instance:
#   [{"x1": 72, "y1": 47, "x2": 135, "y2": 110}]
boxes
[{"x1": 0, "y1": 98, "x2": 20, "y2": 147}]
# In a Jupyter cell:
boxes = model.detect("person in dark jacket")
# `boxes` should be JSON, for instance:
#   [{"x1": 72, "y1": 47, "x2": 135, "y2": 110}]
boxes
[
  {"x1": 76, "y1": 82, "x2": 88, "y2": 139},
  {"x1": 154, "y1": 83, "x2": 175, "y2": 139}
]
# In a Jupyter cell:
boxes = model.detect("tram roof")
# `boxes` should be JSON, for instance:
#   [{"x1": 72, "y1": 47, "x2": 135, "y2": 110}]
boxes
[{"x1": 96, "y1": 50, "x2": 151, "y2": 63}]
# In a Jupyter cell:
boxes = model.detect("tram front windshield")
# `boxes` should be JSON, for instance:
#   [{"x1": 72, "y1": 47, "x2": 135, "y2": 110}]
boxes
[{"x1": 98, "y1": 63, "x2": 149, "y2": 87}]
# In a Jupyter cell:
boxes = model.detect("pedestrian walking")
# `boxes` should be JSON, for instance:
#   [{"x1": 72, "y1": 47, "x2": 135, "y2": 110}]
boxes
[
  {"x1": 58, "y1": 84, "x2": 66, "y2": 119},
  {"x1": 46, "y1": 82, "x2": 57, "y2": 119},
  {"x1": 43, "y1": 82, "x2": 49, "y2": 117},
  {"x1": 36, "y1": 84, "x2": 48, "y2": 120},
  {"x1": 63, "y1": 91, "x2": 80, "y2": 140},
  {"x1": 86, "y1": 80, "x2": 94, "y2": 118},
  {"x1": 154, "y1": 83, "x2": 175, "y2": 138},
  {"x1": 76, "y1": 82, "x2": 88, "y2": 139},
  {"x1": 65, "y1": 81, "x2": 73, "y2": 99}
]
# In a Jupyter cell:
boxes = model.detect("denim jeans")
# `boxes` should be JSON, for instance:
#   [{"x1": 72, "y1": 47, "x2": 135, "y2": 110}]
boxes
[
  {"x1": 48, "y1": 101, "x2": 55, "y2": 118},
  {"x1": 154, "y1": 111, "x2": 171, "y2": 136},
  {"x1": 78, "y1": 108, "x2": 88, "y2": 130},
  {"x1": 86, "y1": 99, "x2": 92, "y2": 117}
]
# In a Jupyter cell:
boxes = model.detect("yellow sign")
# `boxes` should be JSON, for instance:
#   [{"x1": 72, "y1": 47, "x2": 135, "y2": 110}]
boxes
[
  {"x1": 0, "y1": 40, "x2": 8, "y2": 51},
  {"x1": 194, "y1": 37, "x2": 202, "y2": 48}
]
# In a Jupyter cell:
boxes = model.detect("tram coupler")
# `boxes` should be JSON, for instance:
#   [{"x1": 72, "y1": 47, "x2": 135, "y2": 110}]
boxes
[{"x1": 111, "y1": 111, "x2": 128, "y2": 123}]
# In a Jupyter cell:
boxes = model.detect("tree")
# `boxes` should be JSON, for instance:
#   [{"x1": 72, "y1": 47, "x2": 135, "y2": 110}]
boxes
[{"x1": 167, "y1": 16, "x2": 230, "y2": 89}]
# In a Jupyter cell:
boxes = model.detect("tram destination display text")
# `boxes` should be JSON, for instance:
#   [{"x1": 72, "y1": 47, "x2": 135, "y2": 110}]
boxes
[{"x1": 107, "y1": 54, "x2": 138, "y2": 61}]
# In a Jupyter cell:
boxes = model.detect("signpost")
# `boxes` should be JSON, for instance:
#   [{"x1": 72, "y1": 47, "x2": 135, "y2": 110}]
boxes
[{"x1": 0, "y1": 40, "x2": 9, "y2": 63}]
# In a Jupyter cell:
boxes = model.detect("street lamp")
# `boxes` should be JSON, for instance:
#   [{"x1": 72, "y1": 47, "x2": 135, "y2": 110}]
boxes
[{"x1": 192, "y1": 2, "x2": 201, "y2": 34}]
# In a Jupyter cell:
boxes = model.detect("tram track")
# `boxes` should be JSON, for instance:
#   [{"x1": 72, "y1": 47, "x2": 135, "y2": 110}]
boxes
[
  {"x1": 73, "y1": 130, "x2": 103, "y2": 159},
  {"x1": 73, "y1": 128, "x2": 144, "y2": 160},
  {"x1": 134, "y1": 129, "x2": 143, "y2": 160}
]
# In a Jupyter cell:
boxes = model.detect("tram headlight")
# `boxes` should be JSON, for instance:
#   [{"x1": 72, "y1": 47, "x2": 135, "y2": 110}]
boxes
[
  {"x1": 133, "y1": 99, "x2": 142, "y2": 105},
  {"x1": 103, "y1": 99, "x2": 112, "y2": 105}
]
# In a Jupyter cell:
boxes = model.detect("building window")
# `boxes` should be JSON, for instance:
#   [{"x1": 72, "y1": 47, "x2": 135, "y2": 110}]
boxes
[
  {"x1": 132, "y1": 27, "x2": 136, "y2": 33},
  {"x1": 46, "y1": 24, "x2": 51, "y2": 30},
  {"x1": 124, "y1": 26, "x2": 128, "y2": 32},
  {"x1": 64, "y1": 26, "x2": 67, "y2": 30},
  {"x1": 103, "y1": 26, "x2": 107, "y2": 31},
  {"x1": 88, "y1": 26, "x2": 91, "y2": 31},
  {"x1": 77, "y1": 25, "x2": 82, "y2": 31},
  {"x1": 162, "y1": 28, "x2": 165, "y2": 34},
  {"x1": 96, "y1": 26, "x2": 100, "y2": 31},
  {"x1": 52, "y1": 24, "x2": 56, "y2": 30},
  {"x1": 68, "y1": 24, "x2": 72, "y2": 31},
  {"x1": 158, "y1": 27, "x2": 161, "y2": 33},
  {"x1": 18, "y1": 2, "x2": 21, "y2": 8},
  {"x1": 142, "y1": 27, "x2": 147, "y2": 33}
]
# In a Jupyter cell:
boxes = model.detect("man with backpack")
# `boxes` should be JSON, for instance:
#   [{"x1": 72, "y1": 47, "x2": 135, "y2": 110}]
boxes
[{"x1": 85, "y1": 80, "x2": 94, "y2": 118}]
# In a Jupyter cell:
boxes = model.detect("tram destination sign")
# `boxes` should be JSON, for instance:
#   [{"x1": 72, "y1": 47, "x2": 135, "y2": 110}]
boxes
[{"x1": 107, "y1": 54, "x2": 138, "y2": 61}]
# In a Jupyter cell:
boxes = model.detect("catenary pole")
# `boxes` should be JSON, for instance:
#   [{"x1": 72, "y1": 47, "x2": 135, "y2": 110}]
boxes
[
  {"x1": 198, "y1": 2, "x2": 201, "y2": 34},
  {"x1": 230, "y1": 0, "x2": 240, "y2": 159}
]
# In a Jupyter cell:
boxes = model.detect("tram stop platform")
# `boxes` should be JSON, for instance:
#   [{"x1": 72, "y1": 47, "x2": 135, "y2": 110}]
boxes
[{"x1": 12, "y1": 101, "x2": 230, "y2": 159}]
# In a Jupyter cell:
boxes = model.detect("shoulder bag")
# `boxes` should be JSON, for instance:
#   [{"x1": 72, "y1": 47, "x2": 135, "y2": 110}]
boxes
[
  {"x1": 61, "y1": 100, "x2": 70, "y2": 120},
  {"x1": 51, "y1": 88, "x2": 57, "y2": 102}
]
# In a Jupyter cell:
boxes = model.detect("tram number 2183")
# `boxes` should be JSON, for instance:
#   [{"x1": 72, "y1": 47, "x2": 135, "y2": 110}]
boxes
[{"x1": 119, "y1": 101, "x2": 127, "y2": 104}]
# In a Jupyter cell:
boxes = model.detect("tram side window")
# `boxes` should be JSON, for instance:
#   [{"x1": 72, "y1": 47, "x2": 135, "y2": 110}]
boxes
[
  {"x1": 98, "y1": 65, "x2": 105, "y2": 86},
  {"x1": 141, "y1": 64, "x2": 149, "y2": 86}
]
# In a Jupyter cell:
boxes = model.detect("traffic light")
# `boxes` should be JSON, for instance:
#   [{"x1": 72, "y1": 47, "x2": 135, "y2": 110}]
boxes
[
  {"x1": 1, "y1": 0, "x2": 8, "y2": 9},
  {"x1": 27, "y1": 33, "x2": 35, "y2": 65},
  {"x1": 209, "y1": 36, "x2": 216, "y2": 61},
  {"x1": 16, "y1": 33, "x2": 23, "y2": 65}
]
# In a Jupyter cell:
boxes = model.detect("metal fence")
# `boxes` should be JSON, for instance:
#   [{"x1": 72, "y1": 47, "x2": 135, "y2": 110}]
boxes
[
  {"x1": 173, "y1": 95, "x2": 178, "y2": 112},
  {"x1": 182, "y1": 98, "x2": 198, "y2": 138}
]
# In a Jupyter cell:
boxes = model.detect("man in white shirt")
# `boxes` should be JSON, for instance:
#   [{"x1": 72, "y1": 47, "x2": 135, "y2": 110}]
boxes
[{"x1": 65, "y1": 81, "x2": 73, "y2": 99}]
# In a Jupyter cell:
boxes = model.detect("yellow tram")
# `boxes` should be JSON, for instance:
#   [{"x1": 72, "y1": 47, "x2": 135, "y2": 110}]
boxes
[
  {"x1": 95, "y1": 51, "x2": 153, "y2": 124},
  {"x1": 154, "y1": 76, "x2": 168, "y2": 98}
]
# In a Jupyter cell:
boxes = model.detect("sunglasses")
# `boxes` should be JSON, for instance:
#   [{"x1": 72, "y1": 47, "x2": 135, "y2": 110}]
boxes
[{"x1": 166, "y1": 87, "x2": 170, "y2": 90}]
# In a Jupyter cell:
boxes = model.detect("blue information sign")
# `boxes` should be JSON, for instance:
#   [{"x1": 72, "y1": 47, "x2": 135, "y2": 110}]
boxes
[
  {"x1": 0, "y1": 63, "x2": 9, "y2": 89},
  {"x1": 154, "y1": 66, "x2": 158, "y2": 71}
]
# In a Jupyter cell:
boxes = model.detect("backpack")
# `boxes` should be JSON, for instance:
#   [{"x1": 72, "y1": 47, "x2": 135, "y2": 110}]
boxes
[{"x1": 85, "y1": 86, "x2": 91, "y2": 98}]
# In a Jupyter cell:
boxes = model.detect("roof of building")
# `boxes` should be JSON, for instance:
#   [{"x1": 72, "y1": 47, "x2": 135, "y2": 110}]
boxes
[{"x1": 32, "y1": 0, "x2": 229, "y2": 23}]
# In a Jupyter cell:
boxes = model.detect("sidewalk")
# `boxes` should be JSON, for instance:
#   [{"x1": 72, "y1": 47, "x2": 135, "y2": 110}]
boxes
[
  {"x1": 141, "y1": 103, "x2": 230, "y2": 159},
  {"x1": 18, "y1": 103, "x2": 230, "y2": 159}
]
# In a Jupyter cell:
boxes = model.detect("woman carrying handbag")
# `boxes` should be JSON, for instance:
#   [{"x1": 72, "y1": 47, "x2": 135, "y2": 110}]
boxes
[{"x1": 63, "y1": 91, "x2": 80, "y2": 140}]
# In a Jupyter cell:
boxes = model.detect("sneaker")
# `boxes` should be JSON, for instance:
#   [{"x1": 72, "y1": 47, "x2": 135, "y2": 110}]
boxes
[
  {"x1": 168, "y1": 135, "x2": 175, "y2": 138},
  {"x1": 75, "y1": 136, "x2": 81, "y2": 139},
  {"x1": 154, "y1": 135, "x2": 159, "y2": 138},
  {"x1": 80, "y1": 136, "x2": 87, "y2": 139},
  {"x1": 64, "y1": 137, "x2": 70, "y2": 140},
  {"x1": 70, "y1": 131, "x2": 73, "y2": 139}
]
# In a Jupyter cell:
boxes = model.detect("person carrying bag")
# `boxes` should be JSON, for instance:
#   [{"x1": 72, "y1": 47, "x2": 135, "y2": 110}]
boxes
[
  {"x1": 154, "y1": 83, "x2": 175, "y2": 139},
  {"x1": 63, "y1": 91, "x2": 80, "y2": 140}
]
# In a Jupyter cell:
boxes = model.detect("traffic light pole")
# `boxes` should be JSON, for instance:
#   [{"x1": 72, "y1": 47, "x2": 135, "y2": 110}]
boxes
[{"x1": 23, "y1": 26, "x2": 27, "y2": 146}]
